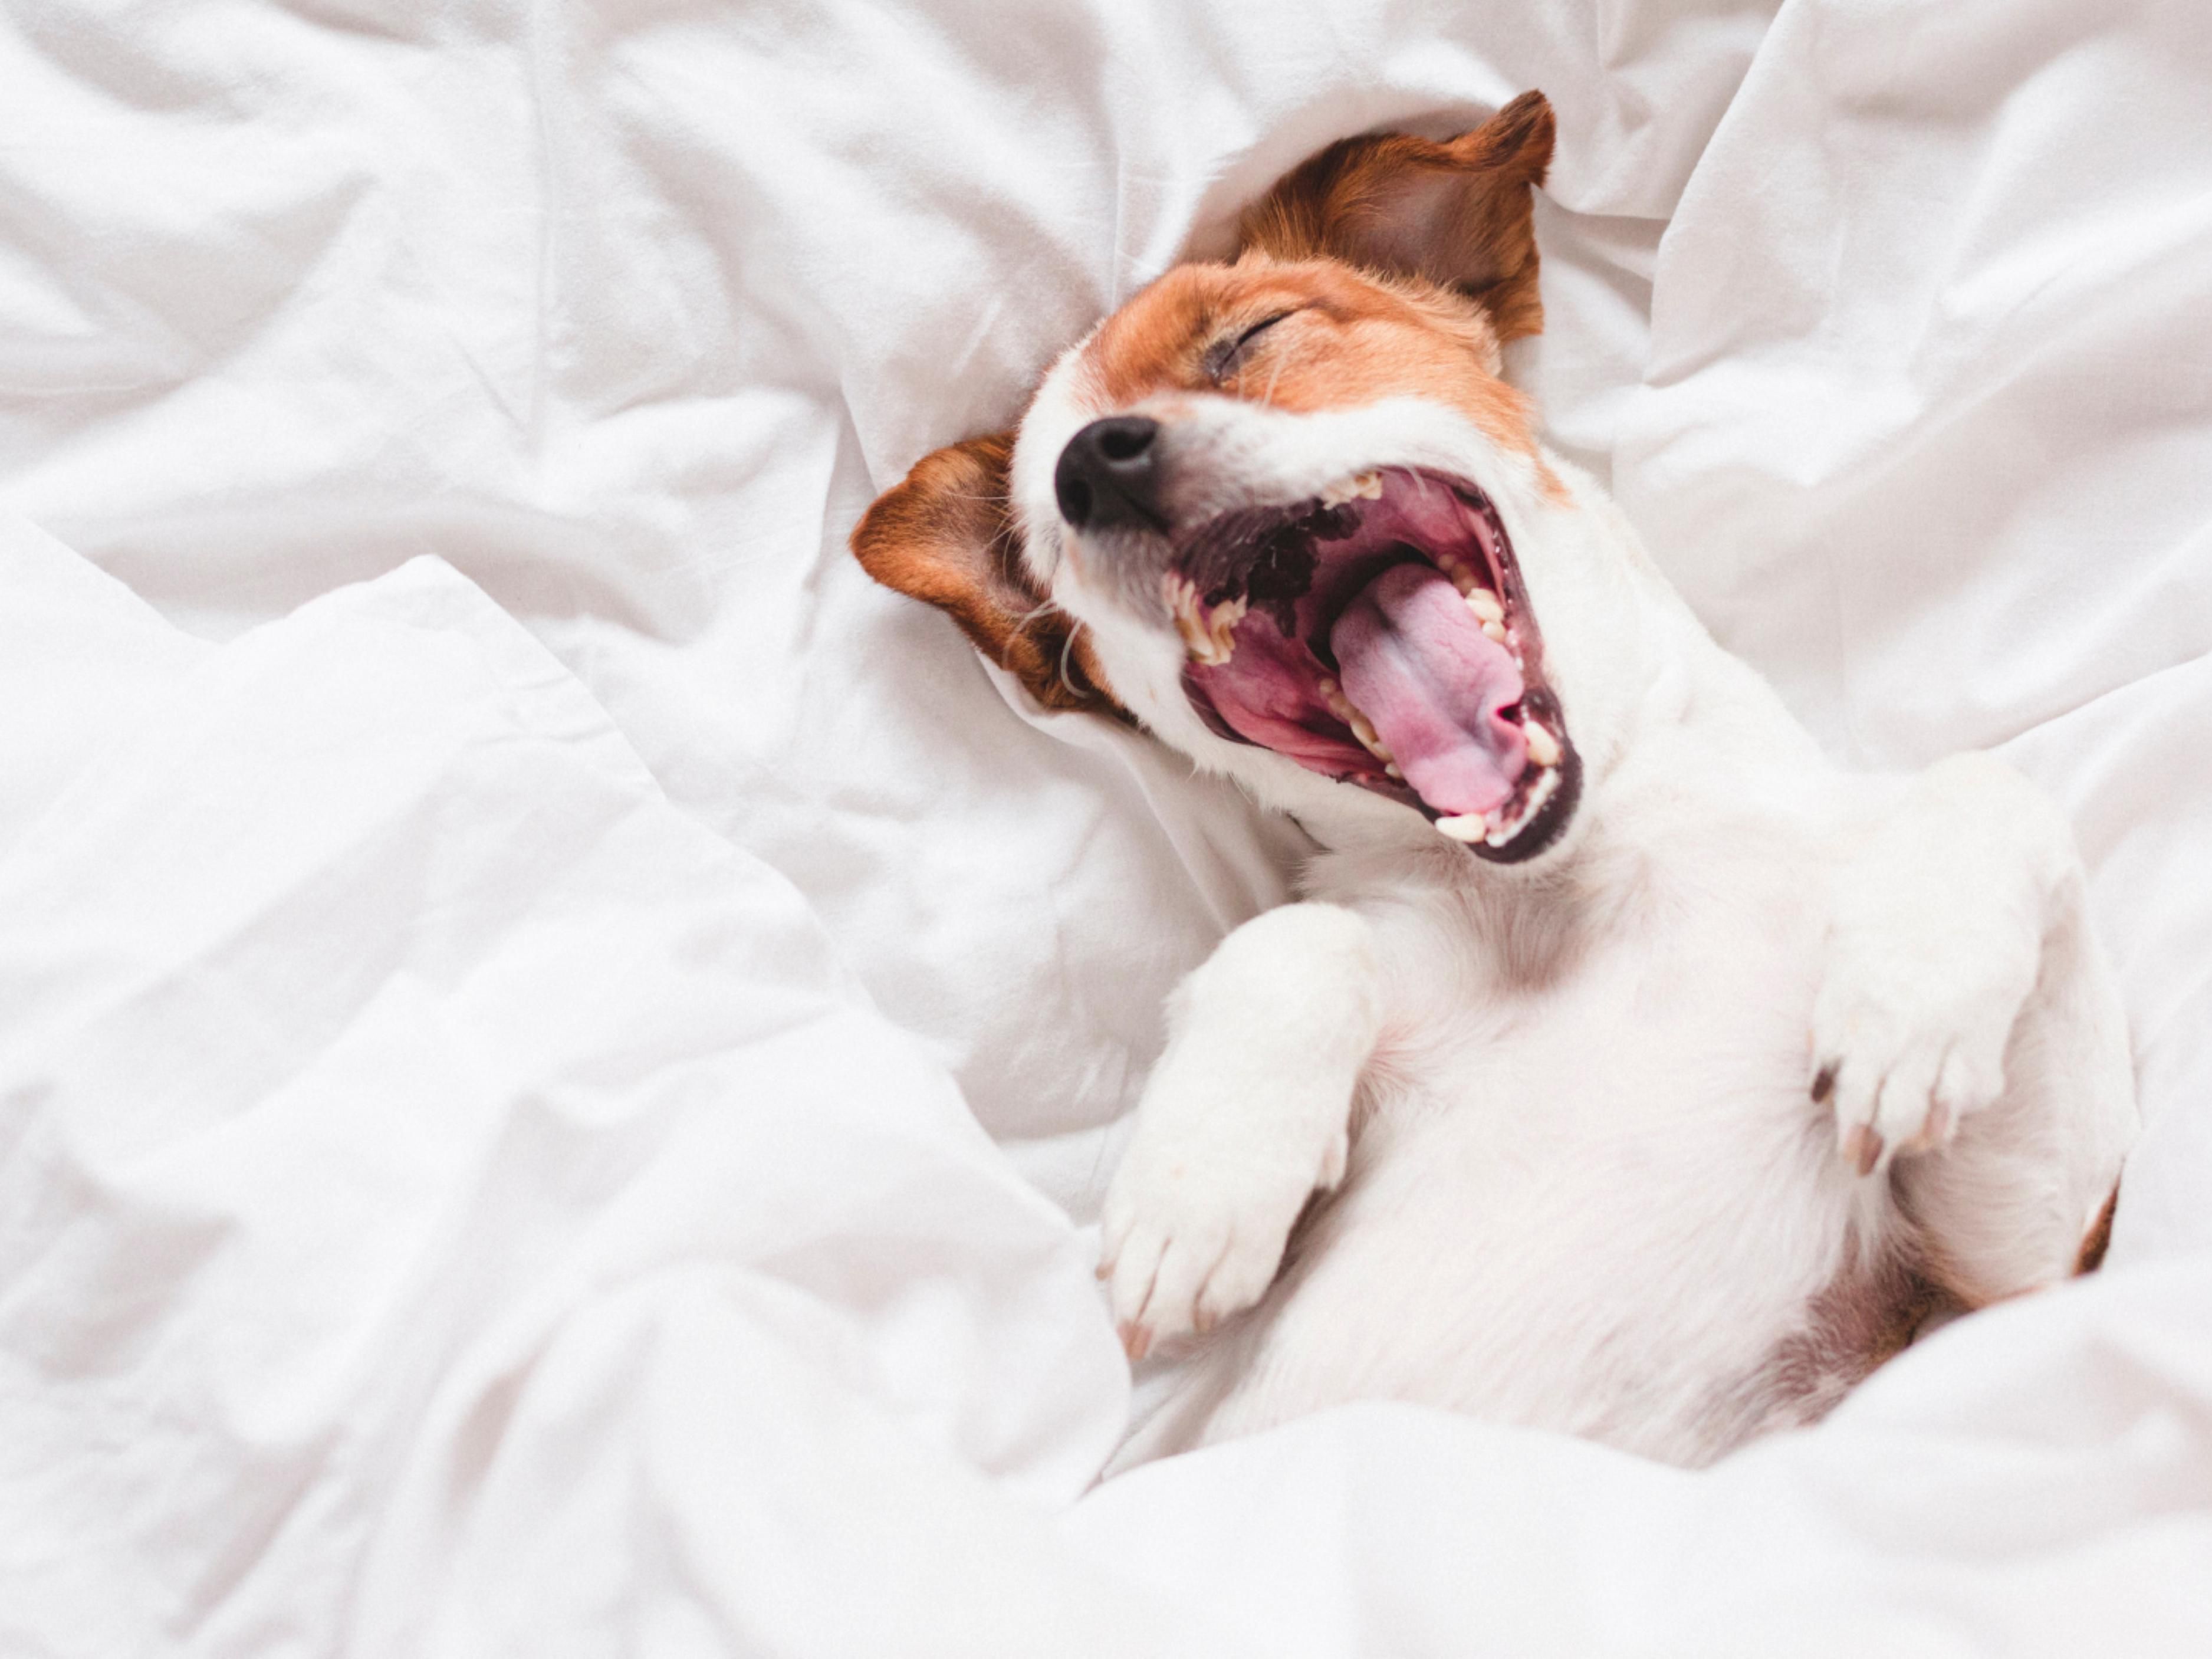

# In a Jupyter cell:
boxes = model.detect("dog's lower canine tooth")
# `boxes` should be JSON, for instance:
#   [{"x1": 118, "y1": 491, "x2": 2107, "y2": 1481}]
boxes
[
  {"x1": 1435, "y1": 813, "x2": 1487, "y2": 842},
  {"x1": 1524, "y1": 721, "x2": 1560, "y2": 767}
]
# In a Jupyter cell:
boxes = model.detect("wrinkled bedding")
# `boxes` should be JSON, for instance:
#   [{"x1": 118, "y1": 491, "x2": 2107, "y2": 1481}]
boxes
[{"x1": 2, "y1": 0, "x2": 2209, "y2": 1652}]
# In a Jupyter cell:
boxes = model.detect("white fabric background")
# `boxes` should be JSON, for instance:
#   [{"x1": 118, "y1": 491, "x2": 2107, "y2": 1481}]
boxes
[{"x1": 1, "y1": 0, "x2": 2208, "y2": 1651}]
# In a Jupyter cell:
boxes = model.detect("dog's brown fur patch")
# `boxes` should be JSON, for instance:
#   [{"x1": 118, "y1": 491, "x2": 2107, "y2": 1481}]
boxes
[
  {"x1": 1084, "y1": 259, "x2": 1547, "y2": 474},
  {"x1": 1236, "y1": 90, "x2": 1554, "y2": 347},
  {"x1": 1718, "y1": 1175, "x2": 2125, "y2": 1440},
  {"x1": 1082, "y1": 93, "x2": 1559, "y2": 482},
  {"x1": 849, "y1": 432, "x2": 1117, "y2": 715},
  {"x1": 1708, "y1": 1242, "x2": 1958, "y2": 1448}
]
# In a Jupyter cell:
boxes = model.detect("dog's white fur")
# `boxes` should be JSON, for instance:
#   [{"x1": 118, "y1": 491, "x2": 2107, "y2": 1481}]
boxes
[{"x1": 1015, "y1": 355, "x2": 2138, "y2": 1469}]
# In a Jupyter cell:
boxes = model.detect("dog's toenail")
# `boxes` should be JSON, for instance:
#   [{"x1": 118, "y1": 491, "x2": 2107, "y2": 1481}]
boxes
[
  {"x1": 1923, "y1": 1100, "x2": 1954, "y2": 1146},
  {"x1": 1843, "y1": 1123, "x2": 1883, "y2": 1177}
]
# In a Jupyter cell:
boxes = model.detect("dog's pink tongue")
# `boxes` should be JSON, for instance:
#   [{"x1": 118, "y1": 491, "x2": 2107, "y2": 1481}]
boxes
[{"x1": 1331, "y1": 563, "x2": 1527, "y2": 816}]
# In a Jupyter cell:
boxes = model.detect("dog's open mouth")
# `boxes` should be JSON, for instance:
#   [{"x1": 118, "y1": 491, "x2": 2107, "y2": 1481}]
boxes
[{"x1": 1168, "y1": 467, "x2": 1579, "y2": 861}]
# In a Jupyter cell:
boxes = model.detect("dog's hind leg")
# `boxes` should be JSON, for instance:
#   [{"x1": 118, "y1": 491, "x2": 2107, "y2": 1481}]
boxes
[
  {"x1": 1810, "y1": 752, "x2": 2138, "y2": 1302},
  {"x1": 1100, "y1": 902, "x2": 1382, "y2": 1359}
]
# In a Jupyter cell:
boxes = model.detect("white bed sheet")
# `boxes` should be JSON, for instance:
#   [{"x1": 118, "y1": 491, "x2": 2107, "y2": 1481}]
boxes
[{"x1": 2, "y1": 0, "x2": 2209, "y2": 1651}]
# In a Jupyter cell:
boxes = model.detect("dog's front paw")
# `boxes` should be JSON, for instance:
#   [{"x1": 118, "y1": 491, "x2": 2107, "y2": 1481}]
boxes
[
  {"x1": 1810, "y1": 943, "x2": 2023, "y2": 1177},
  {"x1": 1099, "y1": 1112, "x2": 1346, "y2": 1361}
]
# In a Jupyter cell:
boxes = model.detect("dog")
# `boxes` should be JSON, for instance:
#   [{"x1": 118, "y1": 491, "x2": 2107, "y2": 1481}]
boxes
[{"x1": 849, "y1": 91, "x2": 2138, "y2": 1469}]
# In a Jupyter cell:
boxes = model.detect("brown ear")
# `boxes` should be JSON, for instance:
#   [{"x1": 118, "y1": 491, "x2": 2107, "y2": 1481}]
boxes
[
  {"x1": 1237, "y1": 90, "x2": 1556, "y2": 344},
  {"x1": 850, "y1": 432, "x2": 1117, "y2": 716}
]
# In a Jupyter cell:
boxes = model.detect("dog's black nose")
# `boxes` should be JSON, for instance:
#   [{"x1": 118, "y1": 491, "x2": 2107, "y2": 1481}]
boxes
[{"x1": 1054, "y1": 416, "x2": 1166, "y2": 533}]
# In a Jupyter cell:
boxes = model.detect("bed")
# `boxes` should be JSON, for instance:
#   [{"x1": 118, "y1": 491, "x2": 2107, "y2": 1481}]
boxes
[{"x1": 3, "y1": 0, "x2": 2208, "y2": 1650}]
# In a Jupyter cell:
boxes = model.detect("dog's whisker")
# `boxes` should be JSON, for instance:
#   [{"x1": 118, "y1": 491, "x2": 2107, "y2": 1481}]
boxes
[{"x1": 1057, "y1": 616, "x2": 1089, "y2": 699}]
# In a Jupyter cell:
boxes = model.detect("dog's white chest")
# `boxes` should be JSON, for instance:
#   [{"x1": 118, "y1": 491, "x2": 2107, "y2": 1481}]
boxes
[{"x1": 1218, "y1": 837, "x2": 1869, "y2": 1460}]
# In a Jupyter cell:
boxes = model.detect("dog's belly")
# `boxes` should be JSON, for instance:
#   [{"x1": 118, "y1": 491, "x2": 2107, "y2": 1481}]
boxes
[{"x1": 1178, "y1": 869, "x2": 1904, "y2": 1466}]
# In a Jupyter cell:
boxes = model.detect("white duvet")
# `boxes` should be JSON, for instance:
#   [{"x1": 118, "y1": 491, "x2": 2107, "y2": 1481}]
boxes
[{"x1": 2, "y1": 0, "x2": 2208, "y2": 1653}]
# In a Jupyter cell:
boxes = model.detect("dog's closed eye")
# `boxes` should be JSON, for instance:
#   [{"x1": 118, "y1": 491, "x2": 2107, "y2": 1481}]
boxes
[{"x1": 1204, "y1": 310, "x2": 1298, "y2": 382}]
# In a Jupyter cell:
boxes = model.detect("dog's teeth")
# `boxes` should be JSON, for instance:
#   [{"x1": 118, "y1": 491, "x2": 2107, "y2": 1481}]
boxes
[
  {"x1": 1166, "y1": 575, "x2": 1203, "y2": 653},
  {"x1": 1348, "y1": 713, "x2": 1392, "y2": 763},
  {"x1": 1166, "y1": 573, "x2": 1241, "y2": 665},
  {"x1": 1435, "y1": 813, "x2": 1488, "y2": 842},
  {"x1": 1484, "y1": 766, "x2": 1563, "y2": 847},
  {"x1": 1481, "y1": 619, "x2": 1508, "y2": 645},
  {"x1": 1318, "y1": 471, "x2": 1382, "y2": 509},
  {"x1": 1325, "y1": 686, "x2": 1393, "y2": 763},
  {"x1": 1205, "y1": 595, "x2": 1248, "y2": 663},
  {"x1": 1524, "y1": 720, "x2": 1560, "y2": 768},
  {"x1": 1385, "y1": 763, "x2": 1402, "y2": 779},
  {"x1": 1465, "y1": 589, "x2": 1504, "y2": 624}
]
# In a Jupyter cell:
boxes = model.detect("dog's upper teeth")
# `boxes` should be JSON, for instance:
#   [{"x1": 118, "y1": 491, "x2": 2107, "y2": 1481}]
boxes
[
  {"x1": 1166, "y1": 574, "x2": 1207, "y2": 655},
  {"x1": 1205, "y1": 595, "x2": 1247, "y2": 662},
  {"x1": 1166, "y1": 573, "x2": 1240, "y2": 665},
  {"x1": 1435, "y1": 813, "x2": 1488, "y2": 842},
  {"x1": 1465, "y1": 589, "x2": 1504, "y2": 625},
  {"x1": 1317, "y1": 470, "x2": 1384, "y2": 510},
  {"x1": 1524, "y1": 720, "x2": 1560, "y2": 768}
]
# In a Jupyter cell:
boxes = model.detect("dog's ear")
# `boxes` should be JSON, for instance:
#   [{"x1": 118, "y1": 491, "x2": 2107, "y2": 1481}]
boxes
[
  {"x1": 1238, "y1": 90, "x2": 1555, "y2": 344},
  {"x1": 850, "y1": 431, "x2": 1118, "y2": 715}
]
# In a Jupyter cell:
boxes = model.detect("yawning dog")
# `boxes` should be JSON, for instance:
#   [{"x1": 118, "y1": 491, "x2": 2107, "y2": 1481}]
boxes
[{"x1": 850, "y1": 91, "x2": 2138, "y2": 1468}]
